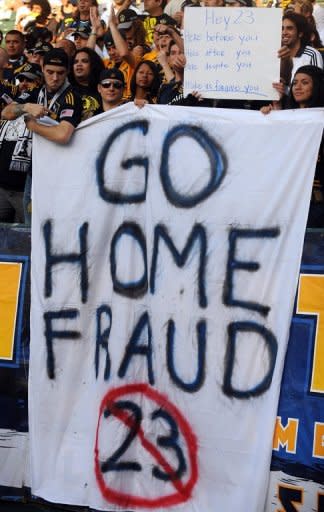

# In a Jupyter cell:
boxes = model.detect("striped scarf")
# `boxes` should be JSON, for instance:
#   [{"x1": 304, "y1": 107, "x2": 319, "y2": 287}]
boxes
[{"x1": 0, "y1": 117, "x2": 32, "y2": 173}]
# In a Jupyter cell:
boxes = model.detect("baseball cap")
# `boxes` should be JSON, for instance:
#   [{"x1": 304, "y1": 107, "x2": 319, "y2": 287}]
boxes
[
  {"x1": 99, "y1": 68, "x2": 125, "y2": 85},
  {"x1": 43, "y1": 48, "x2": 69, "y2": 68},
  {"x1": 104, "y1": 31, "x2": 115, "y2": 48},
  {"x1": 32, "y1": 41, "x2": 53, "y2": 54},
  {"x1": 157, "y1": 13, "x2": 178, "y2": 27},
  {"x1": 17, "y1": 62, "x2": 43, "y2": 81},
  {"x1": 118, "y1": 9, "x2": 138, "y2": 30},
  {"x1": 72, "y1": 25, "x2": 91, "y2": 39}
]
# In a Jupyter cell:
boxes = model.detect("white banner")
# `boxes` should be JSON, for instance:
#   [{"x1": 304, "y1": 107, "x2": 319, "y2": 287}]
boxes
[
  {"x1": 184, "y1": 7, "x2": 282, "y2": 100},
  {"x1": 29, "y1": 104, "x2": 323, "y2": 512}
]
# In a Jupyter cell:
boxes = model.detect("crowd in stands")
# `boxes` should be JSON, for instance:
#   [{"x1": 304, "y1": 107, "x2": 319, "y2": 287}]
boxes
[{"x1": 0, "y1": 0, "x2": 323, "y2": 227}]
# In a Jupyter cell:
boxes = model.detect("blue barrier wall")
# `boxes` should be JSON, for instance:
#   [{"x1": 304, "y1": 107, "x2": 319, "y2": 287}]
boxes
[{"x1": 0, "y1": 225, "x2": 323, "y2": 509}]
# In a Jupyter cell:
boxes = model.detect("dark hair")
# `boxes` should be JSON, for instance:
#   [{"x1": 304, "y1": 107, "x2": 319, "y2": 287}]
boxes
[
  {"x1": 282, "y1": 11, "x2": 311, "y2": 46},
  {"x1": 71, "y1": 47, "x2": 104, "y2": 92},
  {"x1": 121, "y1": 19, "x2": 146, "y2": 48},
  {"x1": 30, "y1": 0, "x2": 52, "y2": 23},
  {"x1": 5, "y1": 30, "x2": 25, "y2": 43},
  {"x1": 308, "y1": 15, "x2": 323, "y2": 47},
  {"x1": 74, "y1": 0, "x2": 98, "y2": 20},
  {"x1": 287, "y1": 65, "x2": 324, "y2": 107},
  {"x1": 25, "y1": 27, "x2": 53, "y2": 49},
  {"x1": 130, "y1": 60, "x2": 161, "y2": 100}
]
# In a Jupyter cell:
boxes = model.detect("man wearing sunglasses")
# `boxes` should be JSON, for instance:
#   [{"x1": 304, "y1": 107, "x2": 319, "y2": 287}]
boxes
[
  {"x1": 97, "y1": 68, "x2": 125, "y2": 112},
  {"x1": 16, "y1": 62, "x2": 43, "y2": 92},
  {"x1": 0, "y1": 62, "x2": 42, "y2": 116}
]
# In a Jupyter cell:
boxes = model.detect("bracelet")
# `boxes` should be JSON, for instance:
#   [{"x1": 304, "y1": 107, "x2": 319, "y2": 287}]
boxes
[{"x1": 90, "y1": 32, "x2": 97, "y2": 36}]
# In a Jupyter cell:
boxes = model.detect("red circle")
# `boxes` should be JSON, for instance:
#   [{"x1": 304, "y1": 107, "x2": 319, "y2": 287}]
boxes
[{"x1": 94, "y1": 383, "x2": 198, "y2": 509}]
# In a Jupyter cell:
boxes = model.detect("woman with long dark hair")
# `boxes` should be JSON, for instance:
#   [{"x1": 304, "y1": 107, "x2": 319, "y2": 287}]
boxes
[
  {"x1": 70, "y1": 47, "x2": 104, "y2": 120},
  {"x1": 130, "y1": 60, "x2": 161, "y2": 104},
  {"x1": 24, "y1": 0, "x2": 52, "y2": 32},
  {"x1": 286, "y1": 65, "x2": 324, "y2": 108},
  {"x1": 262, "y1": 66, "x2": 324, "y2": 227}
]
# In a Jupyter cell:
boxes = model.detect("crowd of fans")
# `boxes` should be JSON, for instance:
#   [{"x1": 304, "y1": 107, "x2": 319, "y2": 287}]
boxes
[{"x1": 0, "y1": 0, "x2": 323, "y2": 227}]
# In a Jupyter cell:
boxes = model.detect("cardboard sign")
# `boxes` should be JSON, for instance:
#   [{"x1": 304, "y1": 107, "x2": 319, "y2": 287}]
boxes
[{"x1": 184, "y1": 7, "x2": 282, "y2": 100}]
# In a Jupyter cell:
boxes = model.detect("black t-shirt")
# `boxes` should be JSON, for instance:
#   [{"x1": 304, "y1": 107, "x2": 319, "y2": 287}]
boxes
[
  {"x1": 16, "y1": 84, "x2": 82, "y2": 127},
  {"x1": 0, "y1": 138, "x2": 26, "y2": 191},
  {"x1": 157, "y1": 80, "x2": 211, "y2": 107},
  {"x1": 0, "y1": 81, "x2": 19, "y2": 111},
  {"x1": 72, "y1": 83, "x2": 102, "y2": 121},
  {"x1": 0, "y1": 84, "x2": 82, "y2": 190},
  {"x1": 3, "y1": 55, "x2": 27, "y2": 84}
]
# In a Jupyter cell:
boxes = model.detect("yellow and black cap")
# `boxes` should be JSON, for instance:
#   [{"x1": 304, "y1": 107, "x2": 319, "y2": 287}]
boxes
[
  {"x1": 118, "y1": 9, "x2": 138, "y2": 30},
  {"x1": 17, "y1": 62, "x2": 43, "y2": 81}
]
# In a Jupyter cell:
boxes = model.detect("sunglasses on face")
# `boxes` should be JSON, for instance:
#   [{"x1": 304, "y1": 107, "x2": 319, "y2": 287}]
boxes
[
  {"x1": 19, "y1": 76, "x2": 35, "y2": 83},
  {"x1": 101, "y1": 80, "x2": 123, "y2": 90}
]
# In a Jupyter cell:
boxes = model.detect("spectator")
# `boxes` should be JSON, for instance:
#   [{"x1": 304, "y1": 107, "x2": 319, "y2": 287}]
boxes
[
  {"x1": 0, "y1": 62, "x2": 43, "y2": 223},
  {"x1": 117, "y1": 9, "x2": 148, "y2": 59},
  {"x1": 0, "y1": 61, "x2": 42, "y2": 115},
  {"x1": 288, "y1": 0, "x2": 313, "y2": 19},
  {"x1": 27, "y1": 40, "x2": 53, "y2": 66},
  {"x1": 142, "y1": 0, "x2": 177, "y2": 47},
  {"x1": 23, "y1": 0, "x2": 52, "y2": 33},
  {"x1": 130, "y1": 60, "x2": 161, "y2": 104},
  {"x1": 143, "y1": 23, "x2": 183, "y2": 82},
  {"x1": 72, "y1": 23, "x2": 91, "y2": 49},
  {"x1": 262, "y1": 65, "x2": 324, "y2": 228},
  {"x1": 16, "y1": 61, "x2": 43, "y2": 91},
  {"x1": 65, "y1": 0, "x2": 105, "y2": 39},
  {"x1": 70, "y1": 47, "x2": 104, "y2": 119},
  {"x1": 288, "y1": 0, "x2": 323, "y2": 48},
  {"x1": 1, "y1": 48, "x2": 82, "y2": 224},
  {"x1": 55, "y1": 37, "x2": 77, "y2": 60},
  {"x1": 97, "y1": 67, "x2": 125, "y2": 111},
  {"x1": 56, "y1": 0, "x2": 77, "y2": 37},
  {"x1": 282, "y1": 11, "x2": 323, "y2": 80},
  {"x1": 15, "y1": 0, "x2": 32, "y2": 31},
  {"x1": 102, "y1": 7, "x2": 140, "y2": 100},
  {"x1": 4, "y1": 30, "x2": 26, "y2": 83},
  {"x1": 157, "y1": 40, "x2": 203, "y2": 105},
  {"x1": 25, "y1": 26, "x2": 53, "y2": 51}
]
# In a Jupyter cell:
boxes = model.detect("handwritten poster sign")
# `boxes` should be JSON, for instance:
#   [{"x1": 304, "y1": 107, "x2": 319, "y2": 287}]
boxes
[
  {"x1": 184, "y1": 7, "x2": 282, "y2": 100},
  {"x1": 29, "y1": 105, "x2": 323, "y2": 512}
]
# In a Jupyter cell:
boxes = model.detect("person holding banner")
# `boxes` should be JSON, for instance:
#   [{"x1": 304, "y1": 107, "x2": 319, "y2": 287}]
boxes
[
  {"x1": 130, "y1": 59, "x2": 161, "y2": 104},
  {"x1": 97, "y1": 67, "x2": 125, "y2": 111},
  {"x1": 1, "y1": 48, "x2": 82, "y2": 224},
  {"x1": 262, "y1": 65, "x2": 324, "y2": 227}
]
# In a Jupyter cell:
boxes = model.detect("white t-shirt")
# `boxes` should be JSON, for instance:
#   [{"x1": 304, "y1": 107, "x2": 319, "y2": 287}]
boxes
[{"x1": 292, "y1": 46, "x2": 324, "y2": 81}]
